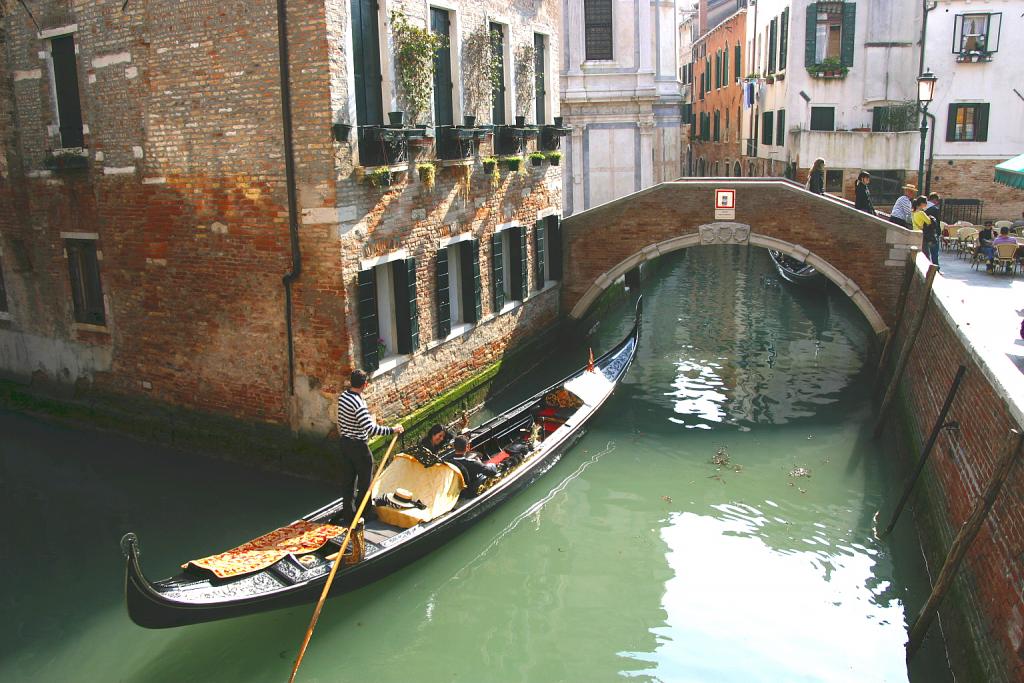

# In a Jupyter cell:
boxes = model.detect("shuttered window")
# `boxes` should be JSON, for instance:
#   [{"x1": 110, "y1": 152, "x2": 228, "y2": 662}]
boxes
[
  {"x1": 734, "y1": 44, "x2": 741, "y2": 79},
  {"x1": 357, "y1": 268, "x2": 380, "y2": 371},
  {"x1": 761, "y1": 111, "x2": 774, "y2": 146},
  {"x1": 722, "y1": 47, "x2": 729, "y2": 87},
  {"x1": 351, "y1": 0, "x2": 384, "y2": 126},
  {"x1": 806, "y1": 2, "x2": 855, "y2": 67},
  {"x1": 810, "y1": 106, "x2": 835, "y2": 131},
  {"x1": 51, "y1": 35, "x2": 84, "y2": 149},
  {"x1": 779, "y1": 8, "x2": 789, "y2": 70},
  {"x1": 394, "y1": 258, "x2": 419, "y2": 354},
  {"x1": 775, "y1": 109, "x2": 785, "y2": 147},
  {"x1": 514, "y1": 226, "x2": 528, "y2": 301},
  {"x1": 584, "y1": 0, "x2": 613, "y2": 61},
  {"x1": 490, "y1": 233, "x2": 504, "y2": 312},
  {"x1": 546, "y1": 216, "x2": 563, "y2": 281},
  {"x1": 65, "y1": 239, "x2": 104, "y2": 325},
  {"x1": 0, "y1": 254, "x2": 8, "y2": 313},
  {"x1": 946, "y1": 103, "x2": 989, "y2": 142},
  {"x1": 714, "y1": 51, "x2": 720, "y2": 89},
  {"x1": 713, "y1": 111, "x2": 720, "y2": 142},
  {"x1": 534, "y1": 34, "x2": 547, "y2": 124},
  {"x1": 490, "y1": 23, "x2": 506, "y2": 125},
  {"x1": 533, "y1": 220, "x2": 546, "y2": 289},
  {"x1": 767, "y1": 18, "x2": 778, "y2": 74},
  {"x1": 431, "y1": 8, "x2": 454, "y2": 126},
  {"x1": 437, "y1": 240, "x2": 479, "y2": 337},
  {"x1": 435, "y1": 247, "x2": 451, "y2": 338},
  {"x1": 358, "y1": 259, "x2": 419, "y2": 369},
  {"x1": 462, "y1": 239, "x2": 483, "y2": 323}
]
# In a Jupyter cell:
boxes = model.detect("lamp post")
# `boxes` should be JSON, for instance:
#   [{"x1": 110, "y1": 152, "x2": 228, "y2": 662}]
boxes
[{"x1": 917, "y1": 69, "x2": 937, "y2": 193}]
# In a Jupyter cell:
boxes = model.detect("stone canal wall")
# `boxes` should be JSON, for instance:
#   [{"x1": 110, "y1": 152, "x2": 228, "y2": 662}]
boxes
[{"x1": 890, "y1": 255, "x2": 1024, "y2": 683}]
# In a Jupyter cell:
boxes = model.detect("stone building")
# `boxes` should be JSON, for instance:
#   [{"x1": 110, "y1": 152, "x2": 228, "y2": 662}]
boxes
[
  {"x1": 689, "y1": 7, "x2": 746, "y2": 177},
  {"x1": 560, "y1": 0, "x2": 684, "y2": 214},
  {"x1": 923, "y1": 1, "x2": 1024, "y2": 221},
  {"x1": 0, "y1": 0, "x2": 564, "y2": 439},
  {"x1": 739, "y1": 0, "x2": 923, "y2": 208}
]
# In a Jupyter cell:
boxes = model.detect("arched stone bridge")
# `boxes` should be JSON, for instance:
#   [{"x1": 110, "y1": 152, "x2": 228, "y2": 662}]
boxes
[{"x1": 561, "y1": 179, "x2": 921, "y2": 339}]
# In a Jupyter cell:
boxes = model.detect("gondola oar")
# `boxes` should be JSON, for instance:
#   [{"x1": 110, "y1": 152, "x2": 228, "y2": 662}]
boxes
[{"x1": 288, "y1": 433, "x2": 401, "y2": 683}]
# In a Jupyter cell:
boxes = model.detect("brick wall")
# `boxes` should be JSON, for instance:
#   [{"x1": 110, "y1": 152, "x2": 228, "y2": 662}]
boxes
[
  {"x1": 0, "y1": 0, "x2": 564, "y2": 437},
  {"x1": 892, "y1": 258, "x2": 1024, "y2": 682},
  {"x1": 690, "y1": 9, "x2": 745, "y2": 177},
  {"x1": 931, "y1": 158, "x2": 1024, "y2": 223}
]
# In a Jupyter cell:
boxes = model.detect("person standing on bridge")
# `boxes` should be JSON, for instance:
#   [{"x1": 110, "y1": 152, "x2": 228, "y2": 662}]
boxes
[
  {"x1": 855, "y1": 171, "x2": 876, "y2": 215},
  {"x1": 913, "y1": 197, "x2": 940, "y2": 267},
  {"x1": 807, "y1": 158, "x2": 825, "y2": 195},
  {"x1": 889, "y1": 184, "x2": 916, "y2": 227}
]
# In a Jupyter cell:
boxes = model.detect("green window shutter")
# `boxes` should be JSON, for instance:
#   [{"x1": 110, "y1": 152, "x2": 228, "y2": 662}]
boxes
[
  {"x1": 394, "y1": 258, "x2": 419, "y2": 354},
  {"x1": 976, "y1": 103, "x2": 990, "y2": 142},
  {"x1": 490, "y1": 23, "x2": 506, "y2": 125},
  {"x1": 776, "y1": 109, "x2": 785, "y2": 147},
  {"x1": 430, "y1": 8, "x2": 454, "y2": 126},
  {"x1": 459, "y1": 240, "x2": 482, "y2": 323},
  {"x1": 805, "y1": 3, "x2": 818, "y2": 67},
  {"x1": 351, "y1": 0, "x2": 384, "y2": 126},
  {"x1": 762, "y1": 111, "x2": 774, "y2": 145},
  {"x1": 723, "y1": 48, "x2": 729, "y2": 85},
  {"x1": 714, "y1": 52, "x2": 720, "y2": 89},
  {"x1": 533, "y1": 220, "x2": 546, "y2": 289},
  {"x1": 840, "y1": 3, "x2": 856, "y2": 67},
  {"x1": 768, "y1": 19, "x2": 777, "y2": 74},
  {"x1": 357, "y1": 268, "x2": 379, "y2": 371},
  {"x1": 780, "y1": 9, "x2": 789, "y2": 70},
  {"x1": 518, "y1": 226, "x2": 528, "y2": 301},
  {"x1": 945, "y1": 103, "x2": 958, "y2": 142},
  {"x1": 548, "y1": 216, "x2": 563, "y2": 280},
  {"x1": 491, "y1": 233, "x2": 504, "y2": 311},
  {"x1": 436, "y1": 248, "x2": 451, "y2": 339},
  {"x1": 734, "y1": 44, "x2": 741, "y2": 79}
]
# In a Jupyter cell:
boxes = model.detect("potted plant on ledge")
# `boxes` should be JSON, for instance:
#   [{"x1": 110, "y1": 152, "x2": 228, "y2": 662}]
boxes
[
  {"x1": 807, "y1": 57, "x2": 848, "y2": 79},
  {"x1": 545, "y1": 151, "x2": 562, "y2": 167},
  {"x1": 529, "y1": 151, "x2": 546, "y2": 167}
]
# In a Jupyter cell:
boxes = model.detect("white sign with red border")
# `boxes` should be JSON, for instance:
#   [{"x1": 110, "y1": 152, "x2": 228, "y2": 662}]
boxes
[{"x1": 714, "y1": 189, "x2": 736, "y2": 219}]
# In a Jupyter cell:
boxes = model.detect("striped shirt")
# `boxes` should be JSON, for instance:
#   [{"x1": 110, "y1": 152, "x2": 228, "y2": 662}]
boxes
[
  {"x1": 337, "y1": 389, "x2": 393, "y2": 441},
  {"x1": 890, "y1": 195, "x2": 913, "y2": 223}
]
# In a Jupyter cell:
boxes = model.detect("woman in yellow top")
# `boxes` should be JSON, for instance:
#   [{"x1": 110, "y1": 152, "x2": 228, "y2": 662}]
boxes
[{"x1": 912, "y1": 196, "x2": 939, "y2": 266}]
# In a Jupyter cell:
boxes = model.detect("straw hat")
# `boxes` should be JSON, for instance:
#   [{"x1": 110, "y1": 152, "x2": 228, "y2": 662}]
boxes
[
  {"x1": 385, "y1": 488, "x2": 417, "y2": 509},
  {"x1": 903, "y1": 184, "x2": 917, "y2": 192}
]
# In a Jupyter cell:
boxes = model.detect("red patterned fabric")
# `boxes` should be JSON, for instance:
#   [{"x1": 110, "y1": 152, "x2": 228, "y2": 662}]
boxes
[{"x1": 184, "y1": 520, "x2": 344, "y2": 579}]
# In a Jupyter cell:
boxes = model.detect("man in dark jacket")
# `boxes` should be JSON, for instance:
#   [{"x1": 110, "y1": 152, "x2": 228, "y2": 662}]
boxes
[{"x1": 855, "y1": 171, "x2": 875, "y2": 215}]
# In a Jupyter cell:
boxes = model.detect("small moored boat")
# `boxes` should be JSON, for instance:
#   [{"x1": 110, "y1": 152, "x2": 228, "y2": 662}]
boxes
[
  {"x1": 122, "y1": 299, "x2": 642, "y2": 628},
  {"x1": 768, "y1": 250, "x2": 826, "y2": 287}
]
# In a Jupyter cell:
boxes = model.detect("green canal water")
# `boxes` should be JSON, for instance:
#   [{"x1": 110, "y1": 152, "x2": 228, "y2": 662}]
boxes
[{"x1": 1, "y1": 246, "x2": 953, "y2": 682}]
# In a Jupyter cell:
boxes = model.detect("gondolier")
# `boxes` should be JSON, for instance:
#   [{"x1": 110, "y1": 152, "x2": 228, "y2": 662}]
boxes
[{"x1": 335, "y1": 369, "x2": 404, "y2": 525}]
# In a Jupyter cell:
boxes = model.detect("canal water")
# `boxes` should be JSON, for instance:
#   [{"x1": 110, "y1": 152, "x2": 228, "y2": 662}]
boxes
[{"x1": 1, "y1": 246, "x2": 952, "y2": 682}]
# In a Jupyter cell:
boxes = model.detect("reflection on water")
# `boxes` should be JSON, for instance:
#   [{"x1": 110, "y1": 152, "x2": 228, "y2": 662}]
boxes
[{"x1": 0, "y1": 246, "x2": 950, "y2": 683}]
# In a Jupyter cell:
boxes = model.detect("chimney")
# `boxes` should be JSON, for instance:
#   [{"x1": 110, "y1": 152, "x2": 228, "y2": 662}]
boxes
[{"x1": 698, "y1": 0, "x2": 708, "y2": 35}]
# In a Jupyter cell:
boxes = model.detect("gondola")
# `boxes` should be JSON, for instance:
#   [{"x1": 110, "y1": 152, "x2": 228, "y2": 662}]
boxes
[
  {"x1": 122, "y1": 298, "x2": 642, "y2": 629},
  {"x1": 768, "y1": 250, "x2": 826, "y2": 287}
]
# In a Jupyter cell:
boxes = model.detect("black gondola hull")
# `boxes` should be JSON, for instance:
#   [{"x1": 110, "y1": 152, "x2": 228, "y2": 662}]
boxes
[
  {"x1": 123, "y1": 303, "x2": 639, "y2": 629},
  {"x1": 768, "y1": 250, "x2": 826, "y2": 287}
]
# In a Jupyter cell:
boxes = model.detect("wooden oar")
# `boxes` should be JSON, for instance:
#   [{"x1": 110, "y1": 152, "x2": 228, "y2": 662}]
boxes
[{"x1": 288, "y1": 433, "x2": 401, "y2": 683}]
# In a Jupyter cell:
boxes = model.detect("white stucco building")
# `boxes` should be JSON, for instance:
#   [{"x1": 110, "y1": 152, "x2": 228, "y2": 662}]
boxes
[{"x1": 560, "y1": 0, "x2": 686, "y2": 214}]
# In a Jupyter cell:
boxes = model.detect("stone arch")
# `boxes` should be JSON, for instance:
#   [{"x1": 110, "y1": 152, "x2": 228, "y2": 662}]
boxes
[{"x1": 567, "y1": 222, "x2": 889, "y2": 337}]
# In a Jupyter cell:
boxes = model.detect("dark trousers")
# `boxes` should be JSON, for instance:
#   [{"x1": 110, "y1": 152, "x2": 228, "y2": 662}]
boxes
[{"x1": 338, "y1": 437, "x2": 374, "y2": 521}]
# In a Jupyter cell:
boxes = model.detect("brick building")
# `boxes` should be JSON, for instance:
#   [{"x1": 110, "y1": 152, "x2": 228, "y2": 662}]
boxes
[
  {"x1": 0, "y1": 0, "x2": 564, "y2": 438},
  {"x1": 689, "y1": 7, "x2": 746, "y2": 177}
]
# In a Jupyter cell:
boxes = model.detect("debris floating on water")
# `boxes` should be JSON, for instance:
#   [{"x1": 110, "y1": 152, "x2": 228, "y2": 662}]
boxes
[{"x1": 789, "y1": 466, "x2": 812, "y2": 478}]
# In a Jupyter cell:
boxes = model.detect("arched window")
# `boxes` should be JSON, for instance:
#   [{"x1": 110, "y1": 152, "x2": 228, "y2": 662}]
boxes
[
  {"x1": 734, "y1": 161, "x2": 742, "y2": 177},
  {"x1": 724, "y1": 159, "x2": 731, "y2": 177}
]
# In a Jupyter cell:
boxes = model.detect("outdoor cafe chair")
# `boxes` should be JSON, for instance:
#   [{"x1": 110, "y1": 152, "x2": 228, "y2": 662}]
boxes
[
  {"x1": 993, "y1": 243, "x2": 1018, "y2": 275},
  {"x1": 994, "y1": 220, "x2": 1013, "y2": 231},
  {"x1": 956, "y1": 227, "x2": 978, "y2": 260}
]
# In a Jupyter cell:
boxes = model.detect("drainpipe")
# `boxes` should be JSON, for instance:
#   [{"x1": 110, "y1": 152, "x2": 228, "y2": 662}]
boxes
[{"x1": 276, "y1": 0, "x2": 302, "y2": 395}]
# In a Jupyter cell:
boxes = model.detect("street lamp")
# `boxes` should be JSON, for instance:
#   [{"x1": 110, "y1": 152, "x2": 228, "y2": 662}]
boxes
[{"x1": 917, "y1": 69, "x2": 937, "y2": 193}]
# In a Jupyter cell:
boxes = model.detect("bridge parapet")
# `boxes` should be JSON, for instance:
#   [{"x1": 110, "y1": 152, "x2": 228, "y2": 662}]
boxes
[{"x1": 561, "y1": 178, "x2": 920, "y2": 338}]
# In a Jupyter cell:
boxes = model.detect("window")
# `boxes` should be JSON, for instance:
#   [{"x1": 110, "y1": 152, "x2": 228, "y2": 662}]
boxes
[
  {"x1": 809, "y1": 106, "x2": 835, "y2": 131},
  {"x1": 436, "y1": 239, "x2": 481, "y2": 338},
  {"x1": 825, "y1": 169, "x2": 843, "y2": 193},
  {"x1": 431, "y1": 8, "x2": 454, "y2": 126},
  {"x1": 866, "y1": 170, "x2": 905, "y2": 208},
  {"x1": 775, "y1": 109, "x2": 785, "y2": 147},
  {"x1": 65, "y1": 239, "x2": 104, "y2": 325},
  {"x1": 872, "y1": 103, "x2": 917, "y2": 132},
  {"x1": 734, "y1": 161, "x2": 742, "y2": 177},
  {"x1": 779, "y1": 8, "x2": 789, "y2": 70},
  {"x1": 953, "y1": 13, "x2": 1001, "y2": 55},
  {"x1": 768, "y1": 18, "x2": 778, "y2": 74},
  {"x1": 545, "y1": 216, "x2": 563, "y2": 281},
  {"x1": 584, "y1": 0, "x2": 613, "y2": 60},
  {"x1": 351, "y1": 0, "x2": 384, "y2": 127},
  {"x1": 806, "y1": 2, "x2": 855, "y2": 67},
  {"x1": 534, "y1": 34, "x2": 547, "y2": 124},
  {"x1": 490, "y1": 23, "x2": 507, "y2": 125},
  {"x1": 761, "y1": 111, "x2": 774, "y2": 146},
  {"x1": 358, "y1": 258, "x2": 419, "y2": 371},
  {"x1": 946, "y1": 103, "x2": 990, "y2": 142},
  {"x1": 725, "y1": 108, "x2": 730, "y2": 142},
  {"x1": 0, "y1": 252, "x2": 8, "y2": 314},
  {"x1": 490, "y1": 227, "x2": 527, "y2": 311},
  {"x1": 50, "y1": 35, "x2": 84, "y2": 149},
  {"x1": 713, "y1": 110, "x2": 720, "y2": 142},
  {"x1": 722, "y1": 45, "x2": 729, "y2": 86},
  {"x1": 714, "y1": 50, "x2": 721, "y2": 89},
  {"x1": 734, "y1": 44, "x2": 741, "y2": 80}
]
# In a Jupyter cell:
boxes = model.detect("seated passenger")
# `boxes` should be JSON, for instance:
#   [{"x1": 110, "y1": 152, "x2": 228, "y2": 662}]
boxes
[
  {"x1": 448, "y1": 435, "x2": 497, "y2": 494},
  {"x1": 419, "y1": 423, "x2": 452, "y2": 454}
]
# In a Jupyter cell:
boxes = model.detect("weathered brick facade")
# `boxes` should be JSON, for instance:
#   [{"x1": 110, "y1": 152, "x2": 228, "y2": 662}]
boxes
[
  {"x1": 690, "y1": 8, "x2": 745, "y2": 178},
  {"x1": 893, "y1": 257, "x2": 1024, "y2": 683},
  {"x1": 930, "y1": 158, "x2": 1024, "y2": 224},
  {"x1": 0, "y1": 0, "x2": 562, "y2": 436}
]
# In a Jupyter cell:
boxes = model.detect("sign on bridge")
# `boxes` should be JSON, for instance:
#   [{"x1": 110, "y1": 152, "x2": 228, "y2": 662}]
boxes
[{"x1": 715, "y1": 189, "x2": 736, "y2": 220}]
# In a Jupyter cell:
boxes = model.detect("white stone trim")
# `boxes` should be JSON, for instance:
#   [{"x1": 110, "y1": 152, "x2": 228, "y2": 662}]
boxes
[
  {"x1": 142, "y1": 177, "x2": 166, "y2": 185},
  {"x1": 103, "y1": 166, "x2": 136, "y2": 175},
  {"x1": 536, "y1": 207, "x2": 559, "y2": 219},
  {"x1": 0, "y1": 312, "x2": 11, "y2": 321},
  {"x1": 91, "y1": 52, "x2": 131, "y2": 69},
  {"x1": 71, "y1": 321, "x2": 109, "y2": 334},
  {"x1": 301, "y1": 207, "x2": 340, "y2": 225},
  {"x1": 438, "y1": 232, "x2": 473, "y2": 249},
  {"x1": 495, "y1": 221, "x2": 517, "y2": 232},
  {"x1": 60, "y1": 231, "x2": 99, "y2": 240},
  {"x1": 13, "y1": 69, "x2": 42, "y2": 81},
  {"x1": 370, "y1": 353, "x2": 412, "y2": 379},
  {"x1": 359, "y1": 248, "x2": 409, "y2": 270},
  {"x1": 38, "y1": 24, "x2": 78, "y2": 39}
]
